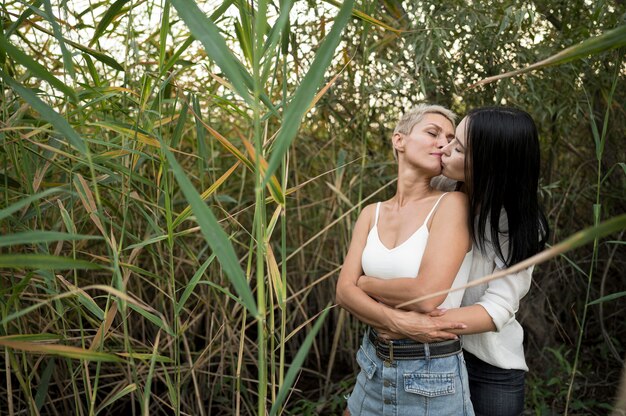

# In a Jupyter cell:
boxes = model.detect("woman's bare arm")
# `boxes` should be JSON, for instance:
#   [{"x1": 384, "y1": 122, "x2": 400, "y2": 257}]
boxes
[
  {"x1": 335, "y1": 204, "x2": 465, "y2": 341},
  {"x1": 357, "y1": 192, "x2": 471, "y2": 312},
  {"x1": 431, "y1": 304, "x2": 496, "y2": 334}
]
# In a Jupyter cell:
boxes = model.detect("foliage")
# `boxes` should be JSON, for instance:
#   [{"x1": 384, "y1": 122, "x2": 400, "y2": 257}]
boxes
[{"x1": 0, "y1": 0, "x2": 624, "y2": 415}]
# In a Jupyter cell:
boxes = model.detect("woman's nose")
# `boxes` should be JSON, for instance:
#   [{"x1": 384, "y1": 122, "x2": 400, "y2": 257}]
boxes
[
  {"x1": 436, "y1": 135, "x2": 448, "y2": 148},
  {"x1": 441, "y1": 141, "x2": 453, "y2": 155}
]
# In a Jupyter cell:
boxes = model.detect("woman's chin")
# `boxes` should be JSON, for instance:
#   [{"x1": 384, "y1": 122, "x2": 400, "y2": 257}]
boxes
[{"x1": 441, "y1": 170, "x2": 463, "y2": 182}]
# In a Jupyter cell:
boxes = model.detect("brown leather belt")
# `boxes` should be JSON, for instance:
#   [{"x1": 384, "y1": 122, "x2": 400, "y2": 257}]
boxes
[{"x1": 368, "y1": 329, "x2": 462, "y2": 361}]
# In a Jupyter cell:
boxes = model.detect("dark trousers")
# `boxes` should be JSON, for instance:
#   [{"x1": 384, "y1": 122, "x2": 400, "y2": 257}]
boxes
[{"x1": 464, "y1": 350, "x2": 525, "y2": 416}]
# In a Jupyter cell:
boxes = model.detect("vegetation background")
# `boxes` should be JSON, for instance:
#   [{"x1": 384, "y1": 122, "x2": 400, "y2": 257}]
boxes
[{"x1": 0, "y1": 0, "x2": 624, "y2": 415}]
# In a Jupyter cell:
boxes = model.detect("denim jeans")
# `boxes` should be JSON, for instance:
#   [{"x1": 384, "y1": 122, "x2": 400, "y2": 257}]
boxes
[
  {"x1": 347, "y1": 332, "x2": 475, "y2": 416},
  {"x1": 464, "y1": 350, "x2": 525, "y2": 416}
]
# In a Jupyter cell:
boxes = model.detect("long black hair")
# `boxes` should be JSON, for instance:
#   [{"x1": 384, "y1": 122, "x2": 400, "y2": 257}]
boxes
[{"x1": 465, "y1": 107, "x2": 549, "y2": 267}]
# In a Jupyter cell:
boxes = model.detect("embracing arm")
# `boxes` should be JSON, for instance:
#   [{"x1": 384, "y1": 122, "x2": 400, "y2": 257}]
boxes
[
  {"x1": 471, "y1": 235, "x2": 534, "y2": 332},
  {"x1": 401, "y1": 250, "x2": 534, "y2": 341},
  {"x1": 335, "y1": 205, "x2": 400, "y2": 330},
  {"x1": 432, "y1": 305, "x2": 495, "y2": 334},
  {"x1": 335, "y1": 204, "x2": 465, "y2": 341},
  {"x1": 442, "y1": 228, "x2": 533, "y2": 334},
  {"x1": 357, "y1": 192, "x2": 471, "y2": 313}
]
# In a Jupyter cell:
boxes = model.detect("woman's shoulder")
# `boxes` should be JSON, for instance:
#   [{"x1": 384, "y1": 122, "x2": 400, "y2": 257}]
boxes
[
  {"x1": 428, "y1": 192, "x2": 468, "y2": 228},
  {"x1": 437, "y1": 191, "x2": 469, "y2": 209},
  {"x1": 356, "y1": 203, "x2": 379, "y2": 227},
  {"x1": 360, "y1": 202, "x2": 376, "y2": 213}
]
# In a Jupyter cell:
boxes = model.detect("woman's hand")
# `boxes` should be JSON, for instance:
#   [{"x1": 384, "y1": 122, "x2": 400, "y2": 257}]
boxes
[{"x1": 391, "y1": 309, "x2": 466, "y2": 343}]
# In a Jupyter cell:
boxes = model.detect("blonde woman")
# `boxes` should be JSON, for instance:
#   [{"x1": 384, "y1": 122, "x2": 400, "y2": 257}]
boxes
[{"x1": 336, "y1": 104, "x2": 475, "y2": 415}]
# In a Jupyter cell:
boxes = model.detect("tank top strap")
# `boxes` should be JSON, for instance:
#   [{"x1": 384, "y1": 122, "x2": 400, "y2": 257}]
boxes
[
  {"x1": 374, "y1": 202, "x2": 381, "y2": 227},
  {"x1": 422, "y1": 192, "x2": 449, "y2": 226}
]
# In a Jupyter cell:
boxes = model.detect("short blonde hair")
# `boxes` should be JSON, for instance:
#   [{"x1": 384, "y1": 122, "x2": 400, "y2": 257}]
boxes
[{"x1": 392, "y1": 104, "x2": 457, "y2": 159}]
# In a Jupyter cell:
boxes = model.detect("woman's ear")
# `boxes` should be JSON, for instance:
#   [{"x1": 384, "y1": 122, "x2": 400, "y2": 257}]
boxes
[{"x1": 392, "y1": 132, "x2": 404, "y2": 154}]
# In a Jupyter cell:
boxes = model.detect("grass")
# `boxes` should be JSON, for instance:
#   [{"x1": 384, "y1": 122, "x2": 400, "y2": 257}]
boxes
[{"x1": 0, "y1": 1, "x2": 625, "y2": 415}]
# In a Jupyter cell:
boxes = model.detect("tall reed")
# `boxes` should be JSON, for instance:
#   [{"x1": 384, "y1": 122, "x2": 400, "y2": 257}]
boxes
[{"x1": 0, "y1": 1, "x2": 624, "y2": 415}]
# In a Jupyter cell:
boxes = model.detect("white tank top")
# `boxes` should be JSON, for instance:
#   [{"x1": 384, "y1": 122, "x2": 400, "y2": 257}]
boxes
[{"x1": 361, "y1": 193, "x2": 472, "y2": 309}]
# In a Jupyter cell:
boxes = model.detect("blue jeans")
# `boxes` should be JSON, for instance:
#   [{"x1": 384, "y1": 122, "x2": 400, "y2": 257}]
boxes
[
  {"x1": 347, "y1": 332, "x2": 474, "y2": 416},
  {"x1": 464, "y1": 350, "x2": 525, "y2": 416}
]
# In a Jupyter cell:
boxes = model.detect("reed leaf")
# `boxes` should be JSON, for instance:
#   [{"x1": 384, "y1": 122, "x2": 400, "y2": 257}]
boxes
[
  {"x1": 117, "y1": 352, "x2": 172, "y2": 362},
  {"x1": 234, "y1": 18, "x2": 253, "y2": 66},
  {"x1": 95, "y1": 383, "x2": 137, "y2": 416},
  {"x1": 34, "y1": 358, "x2": 55, "y2": 411},
  {"x1": 170, "y1": 98, "x2": 189, "y2": 148},
  {"x1": 63, "y1": 41, "x2": 124, "y2": 73},
  {"x1": 128, "y1": 303, "x2": 175, "y2": 337},
  {"x1": 263, "y1": 0, "x2": 354, "y2": 183},
  {"x1": 0, "y1": 34, "x2": 76, "y2": 101},
  {"x1": 265, "y1": 205, "x2": 282, "y2": 242},
  {"x1": 157, "y1": 0, "x2": 234, "y2": 77},
  {"x1": 266, "y1": 244, "x2": 283, "y2": 308},
  {"x1": 159, "y1": 0, "x2": 171, "y2": 67},
  {"x1": 190, "y1": 110, "x2": 254, "y2": 169},
  {"x1": 91, "y1": 0, "x2": 131, "y2": 45},
  {"x1": 0, "y1": 173, "x2": 20, "y2": 189},
  {"x1": 261, "y1": 0, "x2": 295, "y2": 57},
  {"x1": 160, "y1": 140, "x2": 258, "y2": 317},
  {"x1": 0, "y1": 25, "x2": 4, "y2": 66},
  {"x1": 0, "y1": 254, "x2": 103, "y2": 270},
  {"x1": 0, "y1": 231, "x2": 101, "y2": 247},
  {"x1": 0, "y1": 70, "x2": 87, "y2": 155},
  {"x1": 323, "y1": 0, "x2": 403, "y2": 33},
  {"x1": 0, "y1": 188, "x2": 62, "y2": 221},
  {"x1": 185, "y1": 280, "x2": 241, "y2": 304},
  {"x1": 172, "y1": 162, "x2": 240, "y2": 229},
  {"x1": 90, "y1": 303, "x2": 118, "y2": 350},
  {"x1": 6, "y1": 0, "x2": 43, "y2": 36},
  {"x1": 170, "y1": 0, "x2": 254, "y2": 106},
  {"x1": 91, "y1": 121, "x2": 161, "y2": 148},
  {"x1": 142, "y1": 331, "x2": 161, "y2": 416},
  {"x1": 588, "y1": 291, "x2": 626, "y2": 306},
  {"x1": 0, "y1": 339, "x2": 123, "y2": 362},
  {"x1": 471, "y1": 24, "x2": 626, "y2": 87},
  {"x1": 269, "y1": 306, "x2": 330, "y2": 415},
  {"x1": 26, "y1": 19, "x2": 124, "y2": 71},
  {"x1": 41, "y1": 0, "x2": 75, "y2": 78},
  {"x1": 0, "y1": 334, "x2": 61, "y2": 342},
  {"x1": 56, "y1": 274, "x2": 105, "y2": 320},
  {"x1": 397, "y1": 214, "x2": 626, "y2": 309},
  {"x1": 175, "y1": 254, "x2": 216, "y2": 314},
  {"x1": 159, "y1": 36, "x2": 194, "y2": 77},
  {"x1": 153, "y1": 114, "x2": 179, "y2": 129},
  {"x1": 240, "y1": 135, "x2": 285, "y2": 205}
]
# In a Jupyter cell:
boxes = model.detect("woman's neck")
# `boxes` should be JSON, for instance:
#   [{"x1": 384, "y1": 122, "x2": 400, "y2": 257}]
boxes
[{"x1": 393, "y1": 166, "x2": 436, "y2": 207}]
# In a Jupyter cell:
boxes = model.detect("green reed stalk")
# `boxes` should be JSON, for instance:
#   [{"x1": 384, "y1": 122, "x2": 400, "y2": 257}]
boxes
[
  {"x1": 278, "y1": 41, "x2": 289, "y2": 405},
  {"x1": 564, "y1": 70, "x2": 619, "y2": 414},
  {"x1": 159, "y1": 2, "x2": 181, "y2": 412},
  {"x1": 121, "y1": 8, "x2": 142, "y2": 415},
  {"x1": 254, "y1": 1, "x2": 269, "y2": 413}
]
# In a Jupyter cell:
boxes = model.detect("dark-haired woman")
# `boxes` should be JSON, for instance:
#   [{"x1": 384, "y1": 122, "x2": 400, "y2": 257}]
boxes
[{"x1": 356, "y1": 107, "x2": 549, "y2": 416}]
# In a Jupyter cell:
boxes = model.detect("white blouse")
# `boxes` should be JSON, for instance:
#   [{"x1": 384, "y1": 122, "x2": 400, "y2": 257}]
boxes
[{"x1": 461, "y1": 214, "x2": 533, "y2": 371}]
